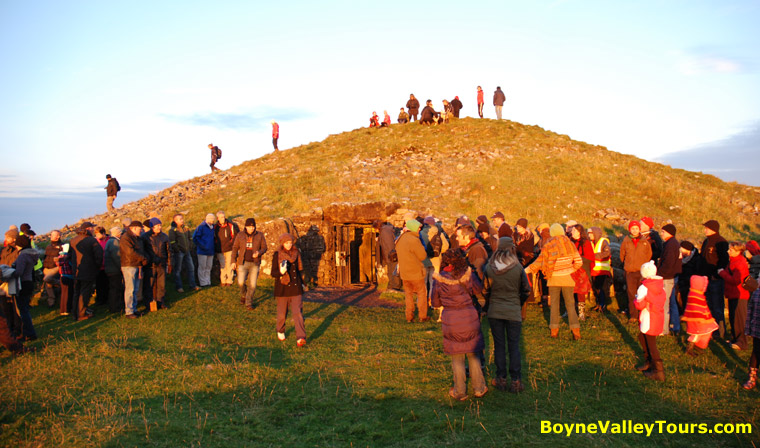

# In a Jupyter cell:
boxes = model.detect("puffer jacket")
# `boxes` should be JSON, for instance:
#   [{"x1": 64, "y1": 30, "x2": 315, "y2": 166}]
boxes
[
  {"x1": 431, "y1": 268, "x2": 485, "y2": 355},
  {"x1": 719, "y1": 255, "x2": 750, "y2": 300}
]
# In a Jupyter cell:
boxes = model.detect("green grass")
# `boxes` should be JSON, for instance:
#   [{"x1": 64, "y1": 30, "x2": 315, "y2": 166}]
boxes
[{"x1": 1, "y1": 281, "x2": 757, "y2": 447}]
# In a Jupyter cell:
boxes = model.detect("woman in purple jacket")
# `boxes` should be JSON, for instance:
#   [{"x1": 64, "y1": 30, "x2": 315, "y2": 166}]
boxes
[{"x1": 431, "y1": 248, "x2": 487, "y2": 400}]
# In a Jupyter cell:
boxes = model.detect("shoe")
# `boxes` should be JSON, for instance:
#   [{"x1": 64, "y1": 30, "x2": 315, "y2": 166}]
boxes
[
  {"x1": 246, "y1": 305, "x2": 255, "y2": 311},
  {"x1": 296, "y1": 338, "x2": 306, "y2": 347},
  {"x1": 578, "y1": 307, "x2": 586, "y2": 321},
  {"x1": 550, "y1": 328, "x2": 558, "y2": 338},
  {"x1": 240, "y1": 297, "x2": 245, "y2": 305},
  {"x1": 509, "y1": 379, "x2": 525, "y2": 394},
  {"x1": 193, "y1": 286, "x2": 201, "y2": 291},
  {"x1": 159, "y1": 302, "x2": 169, "y2": 309},
  {"x1": 731, "y1": 343, "x2": 742, "y2": 350},
  {"x1": 419, "y1": 317, "x2": 430, "y2": 323},
  {"x1": 448, "y1": 388, "x2": 467, "y2": 401},
  {"x1": 473, "y1": 387, "x2": 488, "y2": 398},
  {"x1": 618, "y1": 309, "x2": 629, "y2": 316},
  {"x1": 743, "y1": 368, "x2": 757, "y2": 390},
  {"x1": 177, "y1": 288, "x2": 184, "y2": 293},
  {"x1": 490, "y1": 377, "x2": 508, "y2": 391},
  {"x1": 571, "y1": 328, "x2": 581, "y2": 340},
  {"x1": 125, "y1": 313, "x2": 140, "y2": 319},
  {"x1": 635, "y1": 360, "x2": 651, "y2": 371},
  {"x1": 78, "y1": 315, "x2": 92, "y2": 322},
  {"x1": 60, "y1": 312, "x2": 69, "y2": 316},
  {"x1": 643, "y1": 361, "x2": 665, "y2": 381},
  {"x1": 406, "y1": 318, "x2": 415, "y2": 323},
  {"x1": 277, "y1": 332, "x2": 286, "y2": 341},
  {"x1": 628, "y1": 318, "x2": 638, "y2": 325}
]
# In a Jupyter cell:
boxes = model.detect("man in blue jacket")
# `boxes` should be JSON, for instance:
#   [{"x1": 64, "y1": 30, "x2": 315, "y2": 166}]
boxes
[{"x1": 193, "y1": 213, "x2": 216, "y2": 287}]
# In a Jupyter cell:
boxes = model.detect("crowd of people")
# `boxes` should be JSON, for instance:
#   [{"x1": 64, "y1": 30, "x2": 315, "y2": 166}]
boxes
[
  {"x1": 370, "y1": 87, "x2": 508, "y2": 127},
  {"x1": 374, "y1": 212, "x2": 760, "y2": 398},
  {"x1": 2, "y1": 210, "x2": 759, "y2": 401}
]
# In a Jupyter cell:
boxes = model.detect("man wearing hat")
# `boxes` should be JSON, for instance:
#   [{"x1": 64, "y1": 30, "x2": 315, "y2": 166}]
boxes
[
  {"x1": 68, "y1": 222, "x2": 103, "y2": 321},
  {"x1": 395, "y1": 219, "x2": 429, "y2": 322},
  {"x1": 699, "y1": 219, "x2": 729, "y2": 339},
  {"x1": 619, "y1": 220, "x2": 652, "y2": 323},
  {"x1": 147, "y1": 218, "x2": 171, "y2": 309},
  {"x1": 231, "y1": 218, "x2": 268, "y2": 309},
  {"x1": 491, "y1": 212, "x2": 512, "y2": 239},
  {"x1": 105, "y1": 174, "x2": 120, "y2": 213},
  {"x1": 120, "y1": 220, "x2": 149, "y2": 318},
  {"x1": 657, "y1": 223, "x2": 681, "y2": 335}
]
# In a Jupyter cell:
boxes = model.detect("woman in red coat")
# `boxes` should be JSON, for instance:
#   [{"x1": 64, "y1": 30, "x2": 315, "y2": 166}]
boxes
[
  {"x1": 719, "y1": 241, "x2": 750, "y2": 350},
  {"x1": 476, "y1": 86, "x2": 484, "y2": 118},
  {"x1": 570, "y1": 224, "x2": 594, "y2": 320}
]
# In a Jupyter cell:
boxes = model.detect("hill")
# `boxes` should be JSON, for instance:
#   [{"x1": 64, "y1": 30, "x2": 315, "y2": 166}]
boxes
[{"x1": 60, "y1": 118, "x2": 760, "y2": 243}]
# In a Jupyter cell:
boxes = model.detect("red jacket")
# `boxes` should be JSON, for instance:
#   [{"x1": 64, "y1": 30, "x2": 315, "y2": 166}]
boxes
[
  {"x1": 635, "y1": 277, "x2": 666, "y2": 336},
  {"x1": 272, "y1": 123, "x2": 279, "y2": 138},
  {"x1": 719, "y1": 255, "x2": 750, "y2": 300},
  {"x1": 477, "y1": 90, "x2": 484, "y2": 105}
]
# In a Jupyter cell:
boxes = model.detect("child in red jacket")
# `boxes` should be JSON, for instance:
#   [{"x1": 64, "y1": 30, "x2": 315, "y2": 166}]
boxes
[
  {"x1": 634, "y1": 261, "x2": 666, "y2": 381},
  {"x1": 719, "y1": 241, "x2": 750, "y2": 350}
]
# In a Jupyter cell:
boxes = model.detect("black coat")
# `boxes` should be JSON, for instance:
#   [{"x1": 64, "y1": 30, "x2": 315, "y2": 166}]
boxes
[
  {"x1": 106, "y1": 178, "x2": 120, "y2": 196},
  {"x1": 69, "y1": 233, "x2": 104, "y2": 281},
  {"x1": 420, "y1": 106, "x2": 437, "y2": 121},
  {"x1": 406, "y1": 98, "x2": 420, "y2": 113},
  {"x1": 271, "y1": 251, "x2": 304, "y2": 297},
  {"x1": 120, "y1": 231, "x2": 149, "y2": 267},
  {"x1": 451, "y1": 98, "x2": 463, "y2": 117}
]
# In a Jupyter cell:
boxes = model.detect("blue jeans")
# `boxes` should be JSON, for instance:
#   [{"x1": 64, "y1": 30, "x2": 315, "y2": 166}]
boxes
[
  {"x1": 173, "y1": 251, "x2": 197, "y2": 290},
  {"x1": 17, "y1": 281, "x2": 37, "y2": 338},
  {"x1": 488, "y1": 318, "x2": 522, "y2": 381},
  {"x1": 669, "y1": 276, "x2": 680, "y2": 332},
  {"x1": 122, "y1": 266, "x2": 140, "y2": 315},
  {"x1": 237, "y1": 262, "x2": 260, "y2": 306}
]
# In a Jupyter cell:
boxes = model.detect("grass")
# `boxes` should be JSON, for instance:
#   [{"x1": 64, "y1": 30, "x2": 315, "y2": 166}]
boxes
[{"x1": 1, "y1": 280, "x2": 758, "y2": 447}]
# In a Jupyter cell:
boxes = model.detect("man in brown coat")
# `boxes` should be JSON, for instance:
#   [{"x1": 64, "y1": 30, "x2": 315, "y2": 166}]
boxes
[
  {"x1": 396, "y1": 219, "x2": 429, "y2": 322},
  {"x1": 619, "y1": 220, "x2": 652, "y2": 323}
]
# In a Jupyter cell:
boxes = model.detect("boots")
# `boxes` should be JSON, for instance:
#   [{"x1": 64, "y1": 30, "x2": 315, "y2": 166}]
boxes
[
  {"x1": 572, "y1": 328, "x2": 581, "y2": 340},
  {"x1": 550, "y1": 328, "x2": 558, "y2": 338},
  {"x1": 743, "y1": 368, "x2": 757, "y2": 390},
  {"x1": 635, "y1": 358, "x2": 651, "y2": 372},
  {"x1": 643, "y1": 361, "x2": 665, "y2": 381},
  {"x1": 685, "y1": 342, "x2": 702, "y2": 357}
]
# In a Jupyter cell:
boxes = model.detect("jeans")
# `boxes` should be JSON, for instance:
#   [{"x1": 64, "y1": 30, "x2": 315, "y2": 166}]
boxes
[
  {"x1": 402, "y1": 279, "x2": 428, "y2": 321},
  {"x1": 488, "y1": 318, "x2": 522, "y2": 380},
  {"x1": 197, "y1": 254, "x2": 214, "y2": 286},
  {"x1": 549, "y1": 286, "x2": 578, "y2": 329},
  {"x1": 668, "y1": 277, "x2": 680, "y2": 333},
  {"x1": 237, "y1": 262, "x2": 260, "y2": 306},
  {"x1": 122, "y1": 266, "x2": 140, "y2": 315},
  {"x1": 592, "y1": 275, "x2": 611, "y2": 308},
  {"x1": 217, "y1": 251, "x2": 233, "y2": 285},
  {"x1": 451, "y1": 353, "x2": 486, "y2": 396},
  {"x1": 17, "y1": 281, "x2": 37, "y2": 338},
  {"x1": 626, "y1": 271, "x2": 643, "y2": 320},
  {"x1": 705, "y1": 278, "x2": 725, "y2": 338},
  {"x1": 662, "y1": 279, "x2": 674, "y2": 335},
  {"x1": 495, "y1": 105, "x2": 503, "y2": 120},
  {"x1": 173, "y1": 251, "x2": 197, "y2": 289}
]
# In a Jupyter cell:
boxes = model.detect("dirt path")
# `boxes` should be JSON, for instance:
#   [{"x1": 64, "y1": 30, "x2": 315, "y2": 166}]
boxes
[{"x1": 303, "y1": 284, "x2": 402, "y2": 309}]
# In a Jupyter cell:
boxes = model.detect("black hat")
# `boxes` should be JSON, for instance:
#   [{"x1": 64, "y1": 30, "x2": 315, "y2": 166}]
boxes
[
  {"x1": 245, "y1": 218, "x2": 256, "y2": 227},
  {"x1": 15, "y1": 234, "x2": 31, "y2": 249},
  {"x1": 106, "y1": 174, "x2": 112, "y2": 179},
  {"x1": 129, "y1": 220, "x2": 143, "y2": 228},
  {"x1": 680, "y1": 241, "x2": 695, "y2": 251},
  {"x1": 661, "y1": 224, "x2": 677, "y2": 237},
  {"x1": 20, "y1": 223, "x2": 31, "y2": 233}
]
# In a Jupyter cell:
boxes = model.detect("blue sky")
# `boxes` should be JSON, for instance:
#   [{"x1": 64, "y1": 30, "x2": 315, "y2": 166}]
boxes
[{"x1": 1, "y1": 0, "x2": 758, "y2": 233}]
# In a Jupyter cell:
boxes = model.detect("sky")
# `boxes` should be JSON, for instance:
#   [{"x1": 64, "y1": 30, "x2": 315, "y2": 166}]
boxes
[{"x1": 1, "y1": 0, "x2": 758, "y2": 233}]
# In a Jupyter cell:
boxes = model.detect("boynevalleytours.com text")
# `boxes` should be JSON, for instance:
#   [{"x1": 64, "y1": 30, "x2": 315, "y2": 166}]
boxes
[{"x1": 541, "y1": 420, "x2": 752, "y2": 437}]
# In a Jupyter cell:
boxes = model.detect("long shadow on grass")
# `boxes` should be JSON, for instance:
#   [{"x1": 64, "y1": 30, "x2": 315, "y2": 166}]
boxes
[
  {"x1": 604, "y1": 311, "x2": 641, "y2": 356},
  {"x1": 303, "y1": 287, "x2": 379, "y2": 342}
]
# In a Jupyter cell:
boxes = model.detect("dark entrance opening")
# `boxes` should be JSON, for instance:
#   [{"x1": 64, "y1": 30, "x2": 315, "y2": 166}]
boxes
[{"x1": 333, "y1": 224, "x2": 376, "y2": 285}]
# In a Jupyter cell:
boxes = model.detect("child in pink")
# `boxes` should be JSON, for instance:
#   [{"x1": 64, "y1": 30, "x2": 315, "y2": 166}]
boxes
[
  {"x1": 634, "y1": 261, "x2": 666, "y2": 381},
  {"x1": 681, "y1": 275, "x2": 718, "y2": 356}
]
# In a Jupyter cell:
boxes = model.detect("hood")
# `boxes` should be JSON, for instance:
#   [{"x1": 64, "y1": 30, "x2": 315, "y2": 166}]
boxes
[
  {"x1": 589, "y1": 227, "x2": 603, "y2": 242},
  {"x1": 490, "y1": 255, "x2": 518, "y2": 274},
  {"x1": 433, "y1": 267, "x2": 471, "y2": 285},
  {"x1": 690, "y1": 275, "x2": 709, "y2": 293}
]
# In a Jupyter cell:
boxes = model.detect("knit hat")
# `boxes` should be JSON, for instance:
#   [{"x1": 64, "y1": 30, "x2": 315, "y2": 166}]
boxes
[
  {"x1": 497, "y1": 237, "x2": 514, "y2": 251},
  {"x1": 245, "y1": 218, "x2": 256, "y2": 227},
  {"x1": 703, "y1": 220, "x2": 720, "y2": 233},
  {"x1": 516, "y1": 218, "x2": 528, "y2": 229},
  {"x1": 628, "y1": 220, "x2": 640, "y2": 231},
  {"x1": 680, "y1": 241, "x2": 695, "y2": 251},
  {"x1": 15, "y1": 235, "x2": 31, "y2": 249},
  {"x1": 128, "y1": 220, "x2": 143, "y2": 228},
  {"x1": 491, "y1": 211, "x2": 505, "y2": 220},
  {"x1": 746, "y1": 240, "x2": 760, "y2": 256},
  {"x1": 565, "y1": 220, "x2": 578, "y2": 228},
  {"x1": 423, "y1": 216, "x2": 436, "y2": 226},
  {"x1": 455, "y1": 216, "x2": 470, "y2": 227},
  {"x1": 497, "y1": 223, "x2": 513, "y2": 238},
  {"x1": 549, "y1": 223, "x2": 565, "y2": 237},
  {"x1": 661, "y1": 223, "x2": 676, "y2": 237},
  {"x1": 149, "y1": 218, "x2": 162, "y2": 227},
  {"x1": 476, "y1": 215, "x2": 489, "y2": 226},
  {"x1": 477, "y1": 223, "x2": 490, "y2": 234},
  {"x1": 640, "y1": 216, "x2": 654, "y2": 229},
  {"x1": 640, "y1": 260, "x2": 657, "y2": 279},
  {"x1": 406, "y1": 219, "x2": 422, "y2": 233},
  {"x1": 142, "y1": 219, "x2": 152, "y2": 228}
]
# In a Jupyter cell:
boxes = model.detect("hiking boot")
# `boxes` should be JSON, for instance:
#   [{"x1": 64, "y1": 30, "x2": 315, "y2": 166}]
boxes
[
  {"x1": 572, "y1": 328, "x2": 581, "y2": 340},
  {"x1": 742, "y1": 368, "x2": 757, "y2": 390},
  {"x1": 177, "y1": 288, "x2": 184, "y2": 293},
  {"x1": 643, "y1": 361, "x2": 665, "y2": 381},
  {"x1": 635, "y1": 359, "x2": 651, "y2": 371},
  {"x1": 490, "y1": 377, "x2": 508, "y2": 391},
  {"x1": 550, "y1": 328, "x2": 559, "y2": 338},
  {"x1": 509, "y1": 379, "x2": 525, "y2": 394}
]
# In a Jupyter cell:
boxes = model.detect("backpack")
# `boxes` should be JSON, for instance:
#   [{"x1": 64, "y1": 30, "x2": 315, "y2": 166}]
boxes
[
  {"x1": 114, "y1": 178, "x2": 121, "y2": 192},
  {"x1": 215, "y1": 147, "x2": 222, "y2": 159}
]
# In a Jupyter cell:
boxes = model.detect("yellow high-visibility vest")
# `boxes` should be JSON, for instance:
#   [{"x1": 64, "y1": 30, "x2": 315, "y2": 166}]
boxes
[{"x1": 592, "y1": 237, "x2": 611, "y2": 273}]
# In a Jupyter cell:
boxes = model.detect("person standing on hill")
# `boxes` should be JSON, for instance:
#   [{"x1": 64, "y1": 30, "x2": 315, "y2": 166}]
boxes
[
  {"x1": 42, "y1": 230, "x2": 63, "y2": 308},
  {"x1": 451, "y1": 96, "x2": 463, "y2": 118},
  {"x1": 68, "y1": 222, "x2": 103, "y2": 321},
  {"x1": 121, "y1": 220, "x2": 149, "y2": 318},
  {"x1": 719, "y1": 241, "x2": 750, "y2": 350},
  {"x1": 619, "y1": 220, "x2": 652, "y2": 324},
  {"x1": 396, "y1": 219, "x2": 429, "y2": 322},
  {"x1": 271, "y1": 120, "x2": 279, "y2": 151},
  {"x1": 406, "y1": 94, "x2": 420, "y2": 122},
  {"x1": 640, "y1": 217, "x2": 663, "y2": 264},
  {"x1": 214, "y1": 211, "x2": 239, "y2": 287},
  {"x1": 169, "y1": 214, "x2": 198, "y2": 293},
  {"x1": 208, "y1": 143, "x2": 221, "y2": 172},
  {"x1": 700, "y1": 219, "x2": 729, "y2": 340},
  {"x1": 231, "y1": 218, "x2": 267, "y2": 309},
  {"x1": 476, "y1": 86, "x2": 484, "y2": 118},
  {"x1": 105, "y1": 174, "x2": 120, "y2": 213},
  {"x1": 194, "y1": 213, "x2": 216, "y2": 287},
  {"x1": 271, "y1": 233, "x2": 308, "y2": 347},
  {"x1": 588, "y1": 227, "x2": 612, "y2": 313},
  {"x1": 657, "y1": 224, "x2": 681, "y2": 335},
  {"x1": 147, "y1": 218, "x2": 171, "y2": 310},
  {"x1": 493, "y1": 86, "x2": 506, "y2": 120}
]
